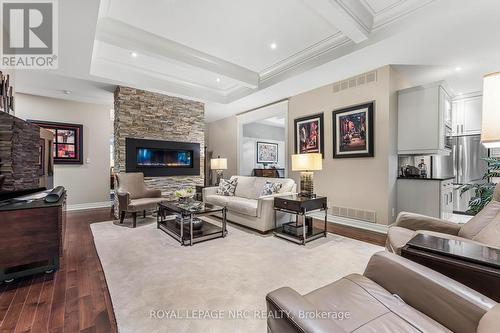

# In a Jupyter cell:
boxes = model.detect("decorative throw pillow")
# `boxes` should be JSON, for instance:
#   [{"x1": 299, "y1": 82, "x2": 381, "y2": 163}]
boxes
[
  {"x1": 217, "y1": 178, "x2": 237, "y2": 196},
  {"x1": 261, "y1": 181, "x2": 283, "y2": 196}
]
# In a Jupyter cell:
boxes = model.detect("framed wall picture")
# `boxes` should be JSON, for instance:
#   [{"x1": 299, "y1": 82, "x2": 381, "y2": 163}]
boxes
[
  {"x1": 332, "y1": 102, "x2": 374, "y2": 158},
  {"x1": 28, "y1": 120, "x2": 83, "y2": 164},
  {"x1": 256, "y1": 141, "x2": 278, "y2": 164},
  {"x1": 294, "y1": 113, "x2": 324, "y2": 157}
]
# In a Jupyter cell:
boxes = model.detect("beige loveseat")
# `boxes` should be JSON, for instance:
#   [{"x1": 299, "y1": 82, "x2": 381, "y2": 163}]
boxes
[
  {"x1": 387, "y1": 183, "x2": 500, "y2": 254},
  {"x1": 266, "y1": 251, "x2": 499, "y2": 333},
  {"x1": 203, "y1": 176, "x2": 297, "y2": 232}
]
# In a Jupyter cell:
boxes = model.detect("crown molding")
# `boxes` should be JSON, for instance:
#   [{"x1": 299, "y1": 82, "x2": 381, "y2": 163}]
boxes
[
  {"x1": 91, "y1": 58, "x2": 230, "y2": 103},
  {"x1": 302, "y1": 0, "x2": 371, "y2": 43},
  {"x1": 259, "y1": 32, "x2": 350, "y2": 82},
  {"x1": 95, "y1": 18, "x2": 260, "y2": 89}
]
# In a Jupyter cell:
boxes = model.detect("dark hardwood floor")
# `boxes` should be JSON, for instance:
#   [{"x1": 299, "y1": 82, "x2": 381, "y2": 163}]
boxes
[
  {"x1": 0, "y1": 208, "x2": 117, "y2": 333},
  {"x1": 0, "y1": 208, "x2": 385, "y2": 333}
]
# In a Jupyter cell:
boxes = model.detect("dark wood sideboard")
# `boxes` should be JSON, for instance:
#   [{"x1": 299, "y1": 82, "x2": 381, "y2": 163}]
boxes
[
  {"x1": 402, "y1": 234, "x2": 500, "y2": 302},
  {"x1": 253, "y1": 168, "x2": 285, "y2": 178},
  {"x1": 0, "y1": 190, "x2": 66, "y2": 282}
]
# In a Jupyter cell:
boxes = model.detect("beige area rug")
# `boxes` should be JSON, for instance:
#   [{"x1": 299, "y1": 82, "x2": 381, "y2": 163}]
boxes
[{"x1": 91, "y1": 218, "x2": 382, "y2": 333}]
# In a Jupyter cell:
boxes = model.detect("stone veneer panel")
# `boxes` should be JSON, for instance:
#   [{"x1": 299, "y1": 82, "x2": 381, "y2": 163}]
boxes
[
  {"x1": 113, "y1": 86, "x2": 205, "y2": 212},
  {"x1": 0, "y1": 112, "x2": 40, "y2": 191}
]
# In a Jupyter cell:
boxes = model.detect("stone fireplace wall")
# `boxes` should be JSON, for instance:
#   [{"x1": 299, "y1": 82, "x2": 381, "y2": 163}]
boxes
[
  {"x1": 114, "y1": 86, "x2": 205, "y2": 211},
  {"x1": 0, "y1": 112, "x2": 40, "y2": 191}
]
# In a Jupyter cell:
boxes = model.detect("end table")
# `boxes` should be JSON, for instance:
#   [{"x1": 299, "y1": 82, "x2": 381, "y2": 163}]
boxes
[{"x1": 273, "y1": 195, "x2": 328, "y2": 245}]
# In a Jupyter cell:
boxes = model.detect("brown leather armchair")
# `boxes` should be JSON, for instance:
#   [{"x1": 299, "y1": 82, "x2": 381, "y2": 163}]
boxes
[
  {"x1": 115, "y1": 172, "x2": 165, "y2": 227},
  {"x1": 266, "y1": 252, "x2": 499, "y2": 333},
  {"x1": 387, "y1": 183, "x2": 500, "y2": 254}
]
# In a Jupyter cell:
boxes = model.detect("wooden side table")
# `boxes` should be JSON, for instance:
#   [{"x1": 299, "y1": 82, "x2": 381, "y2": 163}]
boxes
[
  {"x1": 401, "y1": 234, "x2": 500, "y2": 301},
  {"x1": 273, "y1": 195, "x2": 327, "y2": 245}
]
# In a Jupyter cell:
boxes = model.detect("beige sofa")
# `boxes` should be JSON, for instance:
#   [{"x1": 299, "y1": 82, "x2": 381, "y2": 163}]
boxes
[
  {"x1": 203, "y1": 176, "x2": 296, "y2": 232},
  {"x1": 387, "y1": 183, "x2": 500, "y2": 254},
  {"x1": 266, "y1": 251, "x2": 499, "y2": 333}
]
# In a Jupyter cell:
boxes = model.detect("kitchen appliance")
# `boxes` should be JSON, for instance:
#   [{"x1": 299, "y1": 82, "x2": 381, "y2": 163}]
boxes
[
  {"x1": 432, "y1": 135, "x2": 489, "y2": 214},
  {"x1": 401, "y1": 165, "x2": 421, "y2": 178}
]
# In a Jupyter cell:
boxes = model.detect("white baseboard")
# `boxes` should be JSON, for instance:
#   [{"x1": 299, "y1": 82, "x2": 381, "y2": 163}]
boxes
[
  {"x1": 309, "y1": 212, "x2": 388, "y2": 234},
  {"x1": 67, "y1": 201, "x2": 112, "y2": 211}
]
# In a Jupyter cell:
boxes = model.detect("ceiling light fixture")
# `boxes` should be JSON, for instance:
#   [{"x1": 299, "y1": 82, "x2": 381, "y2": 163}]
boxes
[
  {"x1": 131, "y1": 52, "x2": 138, "y2": 58},
  {"x1": 270, "y1": 42, "x2": 277, "y2": 50},
  {"x1": 216, "y1": 77, "x2": 221, "y2": 83},
  {"x1": 455, "y1": 66, "x2": 462, "y2": 72},
  {"x1": 62, "y1": 90, "x2": 71, "y2": 95}
]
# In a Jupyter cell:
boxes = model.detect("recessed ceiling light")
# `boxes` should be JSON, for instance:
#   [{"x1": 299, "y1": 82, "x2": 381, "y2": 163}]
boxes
[
  {"x1": 62, "y1": 90, "x2": 71, "y2": 95},
  {"x1": 131, "y1": 52, "x2": 138, "y2": 58},
  {"x1": 455, "y1": 66, "x2": 462, "y2": 72},
  {"x1": 216, "y1": 77, "x2": 221, "y2": 83},
  {"x1": 270, "y1": 42, "x2": 277, "y2": 50}
]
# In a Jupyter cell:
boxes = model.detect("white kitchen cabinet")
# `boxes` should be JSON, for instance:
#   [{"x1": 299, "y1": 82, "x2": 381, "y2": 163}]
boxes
[
  {"x1": 397, "y1": 178, "x2": 454, "y2": 219},
  {"x1": 452, "y1": 94, "x2": 482, "y2": 136},
  {"x1": 398, "y1": 81, "x2": 452, "y2": 155}
]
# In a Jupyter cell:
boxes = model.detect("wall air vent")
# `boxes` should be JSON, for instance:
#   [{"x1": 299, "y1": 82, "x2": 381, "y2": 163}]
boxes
[
  {"x1": 331, "y1": 205, "x2": 377, "y2": 223},
  {"x1": 332, "y1": 70, "x2": 378, "y2": 94}
]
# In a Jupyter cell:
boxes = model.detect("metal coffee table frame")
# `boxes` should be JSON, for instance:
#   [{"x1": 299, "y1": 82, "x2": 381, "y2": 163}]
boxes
[{"x1": 157, "y1": 201, "x2": 227, "y2": 246}]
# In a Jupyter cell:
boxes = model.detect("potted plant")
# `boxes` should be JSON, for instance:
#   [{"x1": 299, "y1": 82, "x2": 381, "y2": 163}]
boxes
[{"x1": 460, "y1": 157, "x2": 500, "y2": 215}]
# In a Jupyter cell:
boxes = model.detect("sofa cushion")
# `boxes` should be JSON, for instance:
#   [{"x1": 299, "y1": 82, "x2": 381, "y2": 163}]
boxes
[
  {"x1": 472, "y1": 212, "x2": 500, "y2": 249},
  {"x1": 458, "y1": 200, "x2": 500, "y2": 239},
  {"x1": 204, "y1": 194, "x2": 228, "y2": 207},
  {"x1": 261, "y1": 181, "x2": 283, "y2": 196},
  {"x1": 216, "y1": 178, "x2": 237, "y2": 196},
  {"x1": 128, "y1": 197, "x2": 165, "y2": 210},
  {"x1": 226, "y1": 197, "x2": 258, "y2": 217},
  {"x1": 304, "y1": 274, "x2": 451, "y2": 333},
  {"x1": 231, "y1": 176, "x2": 258, "y2": 199},
  {"x1": 205, "y1": 194, "x2": 258, "y2": 217}
]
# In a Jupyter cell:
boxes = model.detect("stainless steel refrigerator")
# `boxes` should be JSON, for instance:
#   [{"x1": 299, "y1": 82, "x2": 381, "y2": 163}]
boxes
[{"x1": 432, "y1": 135, "x2": 489, "y2": 213}]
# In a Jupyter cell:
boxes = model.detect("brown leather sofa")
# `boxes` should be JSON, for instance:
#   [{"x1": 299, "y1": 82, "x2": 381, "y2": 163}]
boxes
[
  {"x1": 387, "y1": 183, "x2": 500, "y2": 254},
  {"x1": 115, "y1": 172, "x2": 165, "y2": 227},
  {"x1": 266, "y1": 252, "x2": 499, "y2": 333}
]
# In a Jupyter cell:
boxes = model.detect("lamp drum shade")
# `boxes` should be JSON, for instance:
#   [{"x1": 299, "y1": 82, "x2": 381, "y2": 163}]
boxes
[
  {"x1": 291, "y1": 153, "x2": 322, "y2": 171},
  {"x1": 210, "y1": 157, "x2": 227, "y2": 170},
  {"x1": 481, "y1": 72, "x2": 500, "y2": 148}
]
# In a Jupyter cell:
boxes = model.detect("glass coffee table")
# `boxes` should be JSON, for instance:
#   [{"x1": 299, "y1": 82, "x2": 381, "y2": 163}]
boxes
[{"x1": 157, "y1": 200, "x2": 227, "y2": 246}]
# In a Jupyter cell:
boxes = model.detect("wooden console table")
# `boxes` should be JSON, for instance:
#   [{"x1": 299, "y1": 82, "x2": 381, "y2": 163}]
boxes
[
  {"x1": 402, "y1": 234, "x2": 500, "y2": 301},
  {"x1": 0, "y1": 190, "x2": 66, "y2": 282}
]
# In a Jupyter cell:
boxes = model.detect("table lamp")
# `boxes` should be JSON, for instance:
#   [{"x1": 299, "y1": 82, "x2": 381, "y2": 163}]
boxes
[
  {"x1": 481, "y1": 72, "x2": 500, "y2": 148},
  {"x1": 291, "y1": 153, "x2": 322, "y2": 197},
  {"x1": 210, "y1": 156, "x2": 227, "y2": 185}
]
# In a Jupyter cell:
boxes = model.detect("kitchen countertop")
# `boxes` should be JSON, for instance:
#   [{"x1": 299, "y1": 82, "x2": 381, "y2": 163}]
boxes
[{"x1": 397, "y1": 176, "x2": 454, "y2": 181}]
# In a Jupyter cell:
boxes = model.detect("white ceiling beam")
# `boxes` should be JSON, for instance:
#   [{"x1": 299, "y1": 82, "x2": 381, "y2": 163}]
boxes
[
  {"x1": 95, "y1": 18, "x2": 259, "y2": 89},
  {"x1": 303, "y1": 0, "x2": 373, "y2": 43}
]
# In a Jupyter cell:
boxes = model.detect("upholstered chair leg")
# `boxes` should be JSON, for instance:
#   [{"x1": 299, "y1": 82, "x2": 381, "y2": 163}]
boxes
[
  {"x1": 143, "y1": 210, "x2": 146, "y2": 218},
  {"x1": 120, "y1": 211, "x2": 125, "y2": 224},
  {"x1": 132, "y1": 212, "x2": 137, "y2": 228}
]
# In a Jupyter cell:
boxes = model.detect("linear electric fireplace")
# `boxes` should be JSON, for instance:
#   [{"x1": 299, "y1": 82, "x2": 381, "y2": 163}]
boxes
[{"x1": 126, "y1": 138, "x2": 200, "y2": 177}]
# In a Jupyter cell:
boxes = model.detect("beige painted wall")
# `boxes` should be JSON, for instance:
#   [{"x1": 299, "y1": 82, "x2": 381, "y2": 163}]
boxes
[
  {"x1": 206, "y1": 66, "x2": 409, "y2": 224},
  {"x1": 288, "y1": 65, "x2": 404, "y2": 225},
  {"x1": 15, "y1": 93, "x2": 112, "y2": 206},
  {"x1": 206, "y1": 115, "x2": 238, "y2": 179}
]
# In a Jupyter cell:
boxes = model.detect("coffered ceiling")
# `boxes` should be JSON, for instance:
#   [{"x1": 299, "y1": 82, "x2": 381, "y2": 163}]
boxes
[
  {"x1": 89, "y1": 0, "x2": 435, "y2": 104},
  {"x1": 12, "y1": 0, "x2": 500, "y2": 122}
]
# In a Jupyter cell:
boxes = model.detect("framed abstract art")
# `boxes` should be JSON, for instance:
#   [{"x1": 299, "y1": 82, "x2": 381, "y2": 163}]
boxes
[
  {"x1": 294, "y1": 113, "x2": 324, "y2": 158},
  {"x1": 29, "y1": 120, "x2": 84, "y2": 164},
  {"x1": 256, "y1": 141, "x2": 278, "y2": 164},
  {"x1": 332, "y1": 102, "x2": 374, "y2": 158}
]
